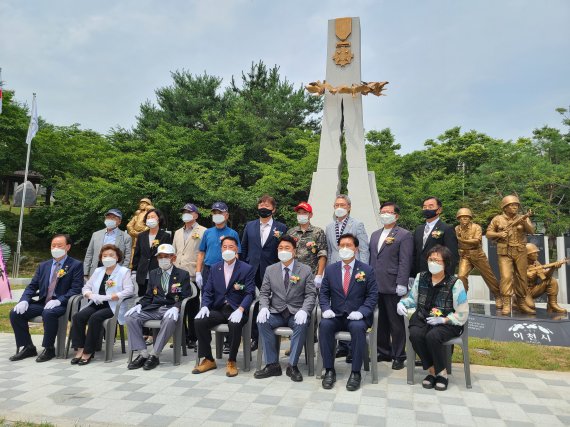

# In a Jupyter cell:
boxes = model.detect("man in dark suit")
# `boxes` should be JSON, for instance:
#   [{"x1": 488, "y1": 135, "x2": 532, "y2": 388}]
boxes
[
  {"x1": 411, "y1": 197, "x2": 459, "y2": 278},
  {"x1": 125, "y1": 244, "x2": 191, "y2": 371},
  {"x1": 193, "y1": 237, "x2": 256, "y2": 377},
  {"x1": 319, "y1": 233, "x2": 378, "y2": 391},
  {"x1": 369, "y1": 202, "x2": 413, "y2": 370},
  {"x1": 10, "y1": 234, "x2": 83, "y2": 362},
  {"x1": 240, "y1": 194, "x2": 287, "y2": 350}
]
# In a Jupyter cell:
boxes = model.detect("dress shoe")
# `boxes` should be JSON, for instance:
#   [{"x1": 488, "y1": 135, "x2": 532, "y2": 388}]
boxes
[
  {"x1": 284, "y1": 348, "x2": 291, "y2": 356},
  {"x1": 254, "y1": 363, "x2": 282, "y2": 379},
  {"x1": 286, "y1": 365, "x2": 303, "y2": 382},
  {"x1": 192, "y1": 358, "x2": 217, "y2": 374},
  {"x1": 9, "y1": 345, "x2": 37, "y2": 362},
  {"x1": 143, "y1": 355, "x2": 160, "y2": 370},
  {"x1": 345, "y1": 354, "x2": 352, "y2": 364},
  {"x1": 187, "y1": 340, "x2": 197, "y2": 349},
  {"x1": 226, "y1": 360, "x2": 238, "y2": 377},
  {"x1": 335, "y1": 348, "x2": 348, "y2": 358},
  {"x1": 346, "y1": 371, "x2": 361, "y2": 391},
  {"x1": 36, "y1": 347, "x2": 56, "y2": 363},
  {"x1": 77, "y1": 354, "x2": 94, "y2": 366},
  {"x1": 127, "y1": 355, "x2": 148, "y2": 370},
  {"x1": 70, "y1": 357, "x2": 82, "y2": 365},
  {"x1": 223, "y1": 342, "x2": 230, "y2": 354},
  {"x1": 392, "y1": 360, "x2": 405, "y2": 370},
  {"x1": 250, "y1": 340, "x2": 258, "y2": 352},
  {"x1": 321, "y1": 369, "x2": 336, "y2": 389}
]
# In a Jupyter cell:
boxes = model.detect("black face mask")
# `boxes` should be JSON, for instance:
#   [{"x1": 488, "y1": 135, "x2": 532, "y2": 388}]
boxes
[
  {"x1": 422, "y1": 209, "x2": 438, "y2": 219},
  {"x1": 258, "y1": 208, "x2": 273, "y2": 218}
]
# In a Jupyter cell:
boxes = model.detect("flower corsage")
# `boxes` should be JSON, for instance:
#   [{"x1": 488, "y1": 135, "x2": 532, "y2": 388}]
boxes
[
  {"x1": 355, "y1": 271, "x2": 366, "y2": 282},
  {"x1": 233, "y1": 282, "x2": 245, "y2": 291}
]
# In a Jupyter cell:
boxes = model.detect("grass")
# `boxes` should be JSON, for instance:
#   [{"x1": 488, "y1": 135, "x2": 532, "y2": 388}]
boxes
[{"x1": 0, "y1": 419, "x2": 54, "y2": 427}]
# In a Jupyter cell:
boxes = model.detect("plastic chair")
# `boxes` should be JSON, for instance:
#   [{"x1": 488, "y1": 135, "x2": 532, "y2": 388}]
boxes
[
  {"x1": 315, "y1": 307, "x2": 379, "y2": 384},
  {"x1": 405, "y1": 315, "x2": 472, "y2": 388},
  {"x1": 128, "y1": 283, "x2": 198, "y2": 366},
  {"x1": 255, "y1": 306, "x2": 316, "y2": 376}
]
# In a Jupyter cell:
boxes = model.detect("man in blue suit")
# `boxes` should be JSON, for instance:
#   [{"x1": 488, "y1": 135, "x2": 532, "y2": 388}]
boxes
[
  {"x1": 240, "y1": 194, "x2": 287, "y2": 350},
  {"x1": 193, "y1": 237, "x2": 256, "y2": 377},
  {"x1": 10, "y1": 234, "x2": 83, "y2": 362},
  {"x1": 319, "y1": 233, "x2": 378, "y2": 391}
]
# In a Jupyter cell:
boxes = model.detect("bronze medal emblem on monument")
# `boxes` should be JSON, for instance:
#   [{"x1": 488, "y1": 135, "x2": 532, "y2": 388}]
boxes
[{"x1": 333, "y1": 17, "x2": 354, "y2": 66}]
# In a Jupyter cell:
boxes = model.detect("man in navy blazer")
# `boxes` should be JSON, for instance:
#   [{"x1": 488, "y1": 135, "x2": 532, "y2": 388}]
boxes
[
  {"x1": 319, "y1": 233, "x2": 378, "y2": 391},
  {"x1": 193, "y1": 236, "x2": 256, "y2": 377},
  {"x1": 10, "y1": 234, "x2": 83, "y2": 362},
  {"x1": 240, "y1": 194, "x2": 287, "y2": 349},
  {"x1": 369, "y1": 202, "x2": 413, "y2": 370}
]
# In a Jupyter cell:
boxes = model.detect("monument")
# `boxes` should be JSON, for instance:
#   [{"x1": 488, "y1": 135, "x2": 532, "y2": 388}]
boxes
[{"x1": 306, "y1": 17, "x2": 387, "y2": 236}]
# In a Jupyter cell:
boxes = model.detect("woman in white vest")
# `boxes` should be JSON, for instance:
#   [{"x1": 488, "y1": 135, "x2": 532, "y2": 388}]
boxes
[{"x1": 70, "y1": 244, "x2": 134, "y2": 365}]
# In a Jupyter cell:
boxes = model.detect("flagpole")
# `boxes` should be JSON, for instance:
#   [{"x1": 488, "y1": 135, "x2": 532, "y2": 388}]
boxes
[{"x1": 12, "y1": 93, "x2": 36, "y2": 278}]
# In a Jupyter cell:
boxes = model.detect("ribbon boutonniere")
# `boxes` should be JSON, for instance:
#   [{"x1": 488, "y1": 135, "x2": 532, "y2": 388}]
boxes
[
  {"x1": 273, "y1": 229, "x2": 282, "y2": 239},
  {"x1": 289, "y1": 275, "x2": 300, "y2": 285},
  {"x1": 219, "y1": 235, "x2": 225, "y2": 241},
  {"x1": 151, "y1": 239, "x2": 160, "y2": 248},
  {"x1": 355, "y1": 271, "x2": 366, "y2": 282},
  {"x1": 431, "y1": 230, "x2": 443, "y2": 239},
  {"x1": 385, "y1": 236, "x2": 395, "y2": 245},
  {"x1": 192, "y1": 231, "x2": 201, "y2": 239},
  {"x1": 306, "y1": 241, "x2": 317, "y2": 253},
  {"x1": 233, "y1": 282, "x2": 245, "y2": 291},
  {"x1": 430, "y1": 308, "x2": 443, "y2": 317},
  {"x1": 57, "y1": 268, "x2": 67, "y2": 279},
  {"x1": 170, "y1": 283, "x2": 182, "y2": 293},
  {"x1": 152, "y1": 288, "x2": 158, "y2": 295},
  {"x1": 105, "y1": 279, "x2": 116, "y2": 289}
]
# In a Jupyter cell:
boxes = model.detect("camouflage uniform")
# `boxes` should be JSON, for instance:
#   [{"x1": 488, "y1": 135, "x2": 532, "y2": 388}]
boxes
[{"x1": 286, "y1": 225, "x2": 328, "y2": 274}]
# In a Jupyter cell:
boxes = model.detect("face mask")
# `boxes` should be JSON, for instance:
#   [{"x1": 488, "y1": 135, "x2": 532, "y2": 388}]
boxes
[
  {"x1": 146, "y1": 219, "x2": 159, "y2": 228},
  {"x1": 158, "y1": 258, "x2": 172, "y2": 270},
  {"x1": 212, "y1": 214, "x2": 225, "y2": 225},
  {"x1": 104, "y1": 219, "x2": 117, "y2": 229},
  {"x1": 278, "y1": 251, "x2": 293, "y2": 262},
  {"x1": 182, "y1": 213, "x2": 194, "y2": 223},
  {"x1": 334, "y1": 207, "x2": 348, "y2": 218},
  {"x1": 422, "y1": 209, "x2": 438, "y2": 219},
  {"x1": 297, "y1": 214, "x2": 309, "y2": 225},
  {"x1": 428, "y1": 261, "x2": 444, "y2": 274},
  {"x1": 102, "y1": 257, "x2": 117, "y2": 268},
  {"x1": 258, "y1": 208, "x2": 273, "y2": 218},
  {"x1": 338, "y1": 247, "x2": 354, "y2": 261},
  {"x1": 222, "y1": 250, "x2": 236, "y2": 262},
  {"x1": 51, "y1": 248, "x2": 66, "y2": 259},
  {"x1": 379, "y1": 213, "x2": 396, "y2": 225}
]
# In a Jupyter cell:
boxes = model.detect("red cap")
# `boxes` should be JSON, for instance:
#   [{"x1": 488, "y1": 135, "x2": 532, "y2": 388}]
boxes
[{"x1": 294, "y1": 202, "x2": 312, "y2": 213}]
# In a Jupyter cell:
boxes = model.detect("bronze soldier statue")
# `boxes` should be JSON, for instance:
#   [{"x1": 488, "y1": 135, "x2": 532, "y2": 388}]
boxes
[
  {"x1": 486, "y1": 195, "x2": 535, "y2": 315},
  {"x1": 126, "y1": 197, "x2": 154, "y2": 265},
  {"x1": 455, "y1": 208, "x2": 500, "y2": 304},
  {"x1": 524, "y1": 243, "x2": 568, "y2": 314}
]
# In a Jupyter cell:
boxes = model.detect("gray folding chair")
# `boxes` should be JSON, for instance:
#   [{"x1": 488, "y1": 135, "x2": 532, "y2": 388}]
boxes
[
  {"x1": 315, "y1": 307, "x2": 379, "y2": 384},
  {"x1": 255, "y1": 306, "x2": 316, "y2": 376}
]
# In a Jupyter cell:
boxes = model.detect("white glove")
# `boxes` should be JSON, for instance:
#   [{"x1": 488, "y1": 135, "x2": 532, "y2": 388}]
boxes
[
  {"x1": 228, "y1": 308, "x2": 243, "y2": 323},
  {"x1": 322, "y1": 309, "x2": 335, "y2": 319},
  {"x1": 396, "y1": 302, "x2": 408, "y2": 316},
  {"x1": 314, "y1": 275, "x2": 323, "y2": 289},
  {"x1": 13, "y1": 301, "x2": 29, "y2": 314},
  {"x1": 195, "y1": 272, "x2": 203, "y2": 289},
  {"x1": 195, "y1": 306, "x2": 210, "y2": 319},
  {"x1": 257, "y1": 307, "x2": 270, "y2": 323},
  {"x1": 294, "y1": 309, "x2": 308, "y2": 325},
  {"x1": 44, "y1": 299, "x2": 61, "y2": 310},
  {"x1": 164, "y1": 307, "x2": 179, "y2": 321},
  {"x1": 408, "y1": 277, "x2": 415, "y2": 288},
  {"x1": 125, "y1": 305, "x2": 141, "y2": 317},
  {"x1": 347, "y1": 311, "x2": 363, "y2": 320},
  {"x1": 426, "y1": 316, "x2": 446, "y2": 326},
  {"x1": 89, "y1": 294, "x2": 103, "y2": 305},
  {"x1": 396, "y1": 285, "x2": 408, "y2": 297}
]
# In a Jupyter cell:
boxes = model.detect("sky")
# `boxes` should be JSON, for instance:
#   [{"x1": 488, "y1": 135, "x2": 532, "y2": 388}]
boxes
[{"x1": 1, "y1": 0, "x2": 569, "y2": 153}]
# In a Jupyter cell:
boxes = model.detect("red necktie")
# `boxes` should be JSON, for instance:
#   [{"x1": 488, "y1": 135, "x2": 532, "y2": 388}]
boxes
[{"x1": 343, "y1": 264, "x2": 351, "y2": 296}]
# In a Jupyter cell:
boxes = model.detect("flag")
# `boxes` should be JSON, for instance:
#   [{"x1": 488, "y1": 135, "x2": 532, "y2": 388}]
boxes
[{"x1": 25, "y1": 94, "x2": 38, "y2": 145}]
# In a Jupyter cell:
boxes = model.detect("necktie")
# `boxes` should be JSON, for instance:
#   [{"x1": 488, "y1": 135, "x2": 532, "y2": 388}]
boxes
[
  {"x1": 343, "y1": 264, "x2": 351, "y2": 296},
  {"x1": 161, "y1": 271, "x2": 169, "y2": 293},
  {"x1": 423, "y1": 224, "x2": 430, "y2": 247},
  {"x1": 283, "y1": 267, "x2": 290, "y2": 292},
  {"x1": 46, "y1": 262, "x2": 61, "y2": 302}
]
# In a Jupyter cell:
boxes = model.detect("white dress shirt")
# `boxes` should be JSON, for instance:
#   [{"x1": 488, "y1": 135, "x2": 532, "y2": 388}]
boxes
[{"x1": 260, "y1": 218, "x2": 274, "y2": 247}]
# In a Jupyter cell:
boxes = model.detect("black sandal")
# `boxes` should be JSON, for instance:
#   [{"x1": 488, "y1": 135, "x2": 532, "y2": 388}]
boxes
[
  {"x1": 422, "y1": 374, "x2": 436, "y2": 389},
  {"x1": 434, "y1": 375, "x2": 448, "y2": 391}
]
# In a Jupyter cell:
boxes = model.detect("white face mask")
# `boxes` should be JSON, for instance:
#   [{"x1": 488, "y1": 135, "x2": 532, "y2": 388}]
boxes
[
  {"x1": 379, "y1": 213, "x2": 397, "y2": 225},
  {"x1": 338, "y1": 247, "x2": 355, "y2": 261},
  {"x1": 104, "y1": 219, "x2": 118, "y2": 229},
  {"x1": 102, "y1": 257, "x2": 117, "y2": 268},
  {"x1": 158, "y1": 258, "x2": 172, "y2": 270},
  {"x1": 212, "y1": 214, "x2": 225, "y2": 225},
  {"x1": 182, "y1": 213, "x2": 194, "y2": 223},
  {"x1": 278, "y1": 251, "x2": 293, "y2": 262},
  {"x1": 297, "y1": 214, "x2": 309, "y2": 225},
  {"x1": 334, "y1": 207, "x2": 348, "y2": 218},
  {"x1": 428, "y1": 261, "x2": 444, "y2": 274},
  {"x1": 222, "y1": 250, "x2": 236, "y2": 262},
  {"x1": 51, "y1": 248, "x2": 66, "y2": 259},
  {"x1": 146, "y1": 219, "x2": 159, "y2": 228}
]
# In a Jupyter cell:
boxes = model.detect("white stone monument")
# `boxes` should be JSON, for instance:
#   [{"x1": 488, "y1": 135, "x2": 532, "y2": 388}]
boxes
[{"x1": 307, "y1": 17, "x2": 384, "y2": 236}]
